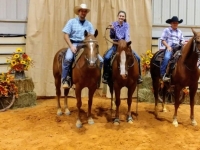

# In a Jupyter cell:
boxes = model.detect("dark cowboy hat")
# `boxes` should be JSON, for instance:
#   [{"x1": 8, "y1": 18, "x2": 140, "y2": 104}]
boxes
[{"x1": 166, "y1": 16, "x2": 183, "y2": 24}]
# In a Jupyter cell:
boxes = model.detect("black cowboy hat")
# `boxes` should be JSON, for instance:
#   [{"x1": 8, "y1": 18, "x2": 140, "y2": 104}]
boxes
[{"x1": 166, "y1": 16, "x2": 183, "y2": 24}]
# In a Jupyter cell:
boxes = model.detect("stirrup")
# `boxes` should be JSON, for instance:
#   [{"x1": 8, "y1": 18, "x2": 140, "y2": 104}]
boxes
[
  {"x1": 162, "y1": 74, "x2": 170, "y2": 82},
  {"x1": 137, "y1": 78, "x2": 143, "y2": 84},
  {"x1": 62, "y1": 80, "x2": 70, "y2": 89},
  {"x1": 102, "y1": 77, "x2": 108, "y2": 84}
]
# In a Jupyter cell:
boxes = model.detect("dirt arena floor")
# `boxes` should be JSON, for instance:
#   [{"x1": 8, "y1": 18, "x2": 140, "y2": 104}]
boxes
[{"x1": 1, "y1": 96, "x2": 200, "y2": 150}]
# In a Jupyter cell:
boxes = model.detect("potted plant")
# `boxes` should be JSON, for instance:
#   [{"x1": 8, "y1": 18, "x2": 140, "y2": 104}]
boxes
[{"x1": 6, "y1": 48, "x2": 33, "y2": 79}]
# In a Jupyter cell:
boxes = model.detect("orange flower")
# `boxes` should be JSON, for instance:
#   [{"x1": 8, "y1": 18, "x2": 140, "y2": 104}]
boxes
[{"x1": 7, "y1": 48, "x2": 33, "y2": 72}]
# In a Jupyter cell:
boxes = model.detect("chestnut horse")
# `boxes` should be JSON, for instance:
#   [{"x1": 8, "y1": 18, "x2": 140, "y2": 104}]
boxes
[
  {"x1": 150, "y1": 28, "x2": 200, "y2": 127},
  {"x1": 53, "y1": 30, "x2": 101, "y2": 128},
  {"x1": 107, "y1": 40, "x2": 139, "y2": 125}
]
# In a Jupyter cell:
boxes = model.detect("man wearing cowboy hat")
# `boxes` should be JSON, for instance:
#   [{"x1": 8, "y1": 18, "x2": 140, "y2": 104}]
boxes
[
  {"x1": 160, "y1": 16, "x2": 185, "y2": 81},
  {"x1": 61, "y1": 3, "x2": 103, "y2": 88}
]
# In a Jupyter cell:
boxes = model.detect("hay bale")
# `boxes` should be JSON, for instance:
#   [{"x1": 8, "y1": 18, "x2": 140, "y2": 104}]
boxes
[
  {"x1": 12, "y1": 92, "x2": 37, "y2": 108},
  {"x1": 12, "y1": 77, "x2": 36, "y2": 108},
  {"x1": 14, "y1": 78, "x2": 34, "y2": 94},
  {"x1": 138, "y1": 75, "x2": 154, "y2": 103}
]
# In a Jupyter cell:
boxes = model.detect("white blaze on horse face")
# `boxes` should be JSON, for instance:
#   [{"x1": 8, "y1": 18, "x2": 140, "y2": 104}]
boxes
[
  {"x1": 89, "y1": 39, "x2": 95, "y2": 63},
  {"x1": 120, "y1": 50, "x2": 127, "y2": 75}
]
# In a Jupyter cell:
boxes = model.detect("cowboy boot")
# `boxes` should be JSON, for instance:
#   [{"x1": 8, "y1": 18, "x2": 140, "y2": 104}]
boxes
[
  {"x1": 62, "y1": 60, "x2": 72, "y2": 88},
  {"x1": 162, "y1": 63, "x2": 170, "y2": 82}
]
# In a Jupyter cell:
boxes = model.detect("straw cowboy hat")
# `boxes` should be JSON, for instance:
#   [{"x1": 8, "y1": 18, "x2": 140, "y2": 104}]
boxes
[
  {"x1": 166, "y1": 16, "x2": 183, "y2": 24},
  {"x1": 74, "y1": 4, "x2": 90, "y2": 15}
]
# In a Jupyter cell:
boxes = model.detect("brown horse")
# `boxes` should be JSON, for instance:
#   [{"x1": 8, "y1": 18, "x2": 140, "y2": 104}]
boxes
[
  {"x1": 53, "y1": 30, "x2": 101, "y2": 128},
  {"x1": 150, "y1": 28, "x2": 200, "y2": 127},
  {"x1": 107, "y1": 40, "x2": 139, "y2": 125}
]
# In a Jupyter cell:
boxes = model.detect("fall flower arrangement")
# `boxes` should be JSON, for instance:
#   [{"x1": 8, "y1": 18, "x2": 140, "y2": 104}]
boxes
[
  {"x1": 141, "y1": 50, "x2": 153, "y2": 75},
  {"x1": 0, "y1": 73, "x2": 18, "y2": 98},
  {"x1": 7, "y1": 48, "x2": 33, "y2": 72}
]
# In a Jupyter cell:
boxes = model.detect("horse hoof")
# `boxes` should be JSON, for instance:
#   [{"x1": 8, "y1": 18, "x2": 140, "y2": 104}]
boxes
[
  {"x1": 76, "y1": 120, "x2": 82, "y2": 128},
  {"x1": 162, "y1": 108, "x2": 167, "y2": 112},
  {"x1": 127, "y1": 117, "x2": 133, "y2": 124},
  {"x1": 113, "y1": 118, "x2": 120, "y2": 125},
  {"x1": 172, "y1": 120, "x2": 178, "y2": 127},
  {"x1": 191, "y1": 120, "x2": 197, "y2": 126},
  {"x1": 57, "y1": 109, "x2": 62, "y2": 116},
  {"x1": 88, "y1": 118, "x2": 94, "y2": 125},
  {"x1": 65, "y1": 109, "x2": 71, "y2": 115}
]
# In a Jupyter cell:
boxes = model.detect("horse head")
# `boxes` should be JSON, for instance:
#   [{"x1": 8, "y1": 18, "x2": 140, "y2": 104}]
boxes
[
  {"x1": 81, "y1": 30, "x2": 99, "y2": 68},
  {"x1": 192, "y1": 28, "x2": 200, "y2": 52},
  {"x1": 115, "y1": 40, "x2": 133, "y2": 79}
]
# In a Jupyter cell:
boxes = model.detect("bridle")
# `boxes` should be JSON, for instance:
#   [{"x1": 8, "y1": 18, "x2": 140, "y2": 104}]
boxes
[{"x1": 82, "y1": 38, "x2": 99, "y2": 67}]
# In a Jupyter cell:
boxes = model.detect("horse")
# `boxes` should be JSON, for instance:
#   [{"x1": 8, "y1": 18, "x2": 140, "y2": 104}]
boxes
[
  {"x1": 107, "y1": 40, "x2": 139, "y2": 125},
  {"x1": 150, "y1": 28, "x2": 200, "y2": 127},
  {"x1": 53, "y1": 30, "x2": 101, "y2": 128}
]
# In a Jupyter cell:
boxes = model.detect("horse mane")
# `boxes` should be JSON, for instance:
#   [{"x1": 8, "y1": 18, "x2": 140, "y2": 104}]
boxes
[{"x1": 181, "y1": 36, "x2": 194, "y2": 62}]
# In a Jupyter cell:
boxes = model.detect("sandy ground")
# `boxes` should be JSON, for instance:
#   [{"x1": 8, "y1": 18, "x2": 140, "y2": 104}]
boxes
[{"x1": 1, "y1": 96, "x2": 200, "y2": 150}]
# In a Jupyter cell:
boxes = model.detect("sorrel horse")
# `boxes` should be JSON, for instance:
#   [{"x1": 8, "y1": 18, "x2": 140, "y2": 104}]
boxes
[
  {"x1": 150, "y1": 28, "x2": 200, "y2": 127},
  {"x1": 107, "y1": 40, "x2": 139, "y2": 125},
  {"x1": 53, "y1": 30, "x2": 101, "y2": 128}
]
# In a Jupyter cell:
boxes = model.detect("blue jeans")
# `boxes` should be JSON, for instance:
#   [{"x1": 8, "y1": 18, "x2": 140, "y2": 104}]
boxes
[
  {"x1": 62, "y1": 43, "x2": 103, "y2": 80},
  {"x1": 160, "y1": 50, "x2": 173, "y2": 76}
]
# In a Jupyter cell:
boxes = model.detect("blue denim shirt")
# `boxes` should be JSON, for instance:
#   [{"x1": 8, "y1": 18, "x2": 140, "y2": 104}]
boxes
[{"x1": 62, "y1": 17, "x2": 94, "y2": 41}]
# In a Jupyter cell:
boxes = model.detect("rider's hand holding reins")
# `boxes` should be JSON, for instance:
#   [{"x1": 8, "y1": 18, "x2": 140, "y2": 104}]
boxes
[
  {"x1": 162, "y1": 40, "x2": 172, "y2": 51},
  {"x1": 70, "y1": 45, "x2": 77, "y2": 53},
  {"x1": 109, "y1": 24, "x2": 114, "y2": 30},
  {"x1": 166, "y1": 46, "x2": 172, "y2": 51}
]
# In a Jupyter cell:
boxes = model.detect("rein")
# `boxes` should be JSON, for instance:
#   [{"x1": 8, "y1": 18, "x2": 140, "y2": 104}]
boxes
[
  {"x1": 103, "y1": 26, "x2": 118, "y2": 45},
  {"x1": 83, "y1": 39, "x2": 98, "y2": 43}
]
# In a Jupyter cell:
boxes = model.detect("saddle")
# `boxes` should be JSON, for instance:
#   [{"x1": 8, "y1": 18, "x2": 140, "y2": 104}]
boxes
[{"x1": 152, "y1": 48, "x2": 182, "y2": 75}]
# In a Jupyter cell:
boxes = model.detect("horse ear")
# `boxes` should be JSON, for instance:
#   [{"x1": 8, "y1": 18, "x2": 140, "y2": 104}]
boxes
[
  {"x1": 84, "y1": 30, "x2": 88, "y2": 37},
  {"x1": 127, "y1": 41, "x2": 132, "y2": 46},
  {"x1": 191, "y1": 28, "x2": 197, "y2": 36},
  {"x1": 94, "y1": 29, "x2": 98, "y2": 37}
]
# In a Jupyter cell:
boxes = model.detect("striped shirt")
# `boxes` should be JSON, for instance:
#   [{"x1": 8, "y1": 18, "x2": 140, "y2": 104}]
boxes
[
  {"x1": 110, "y1": 21, "x2": 130, "y2": 42},
  {"x1": 62, "y1": 17, "x2": 94, "y2": 41},
  {"x1": 160, "y1": 27, "x2": 185, "y2": 46}
]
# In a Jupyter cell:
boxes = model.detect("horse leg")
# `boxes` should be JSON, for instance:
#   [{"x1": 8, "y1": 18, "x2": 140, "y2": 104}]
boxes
[
  {"x1": 113, "y1": 86, "x2": 121, "y2": 125},
  {"x1": 127, "y1": 86, "x2": 136, "y2": 124},
  {"x1": 64, "y1": 89, "x2": 70, "y2": 115},
  {"x1": 172, "y1": 86, "x2": 181, "y2": 127},
  {"x1": 108, "y1": 82, "x2": 116, "y2": 110},
  {"x1": 153, "y1": 78, "x2": 159, "y2": 118},
  {"x1": 87, "y1": 87, "x2": 96, "y2": 125},
  {"x1": 189, "y1": 85, "x2": 198, "y2": 126},
  {"x1": 55, "y1": 77, "x2": 62, "y2": 116},
  {"x1": 162, "y1": 85, "x2": 167, "y2": 112},
  {"x1": 75, "y1": 85, "x2": 83, "y2": 128}
]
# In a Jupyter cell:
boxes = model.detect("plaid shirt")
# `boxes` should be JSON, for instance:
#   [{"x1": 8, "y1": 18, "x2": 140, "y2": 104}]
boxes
[
  {"x1": 62, "y1": 17, "x2": 94, "y2": 41},
  {"x1": 110, "y1": 21, "x2": 130, "y2": 42},
  {"x1": 160, "y1": 27, "x2": 185, "y2": 46}
]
